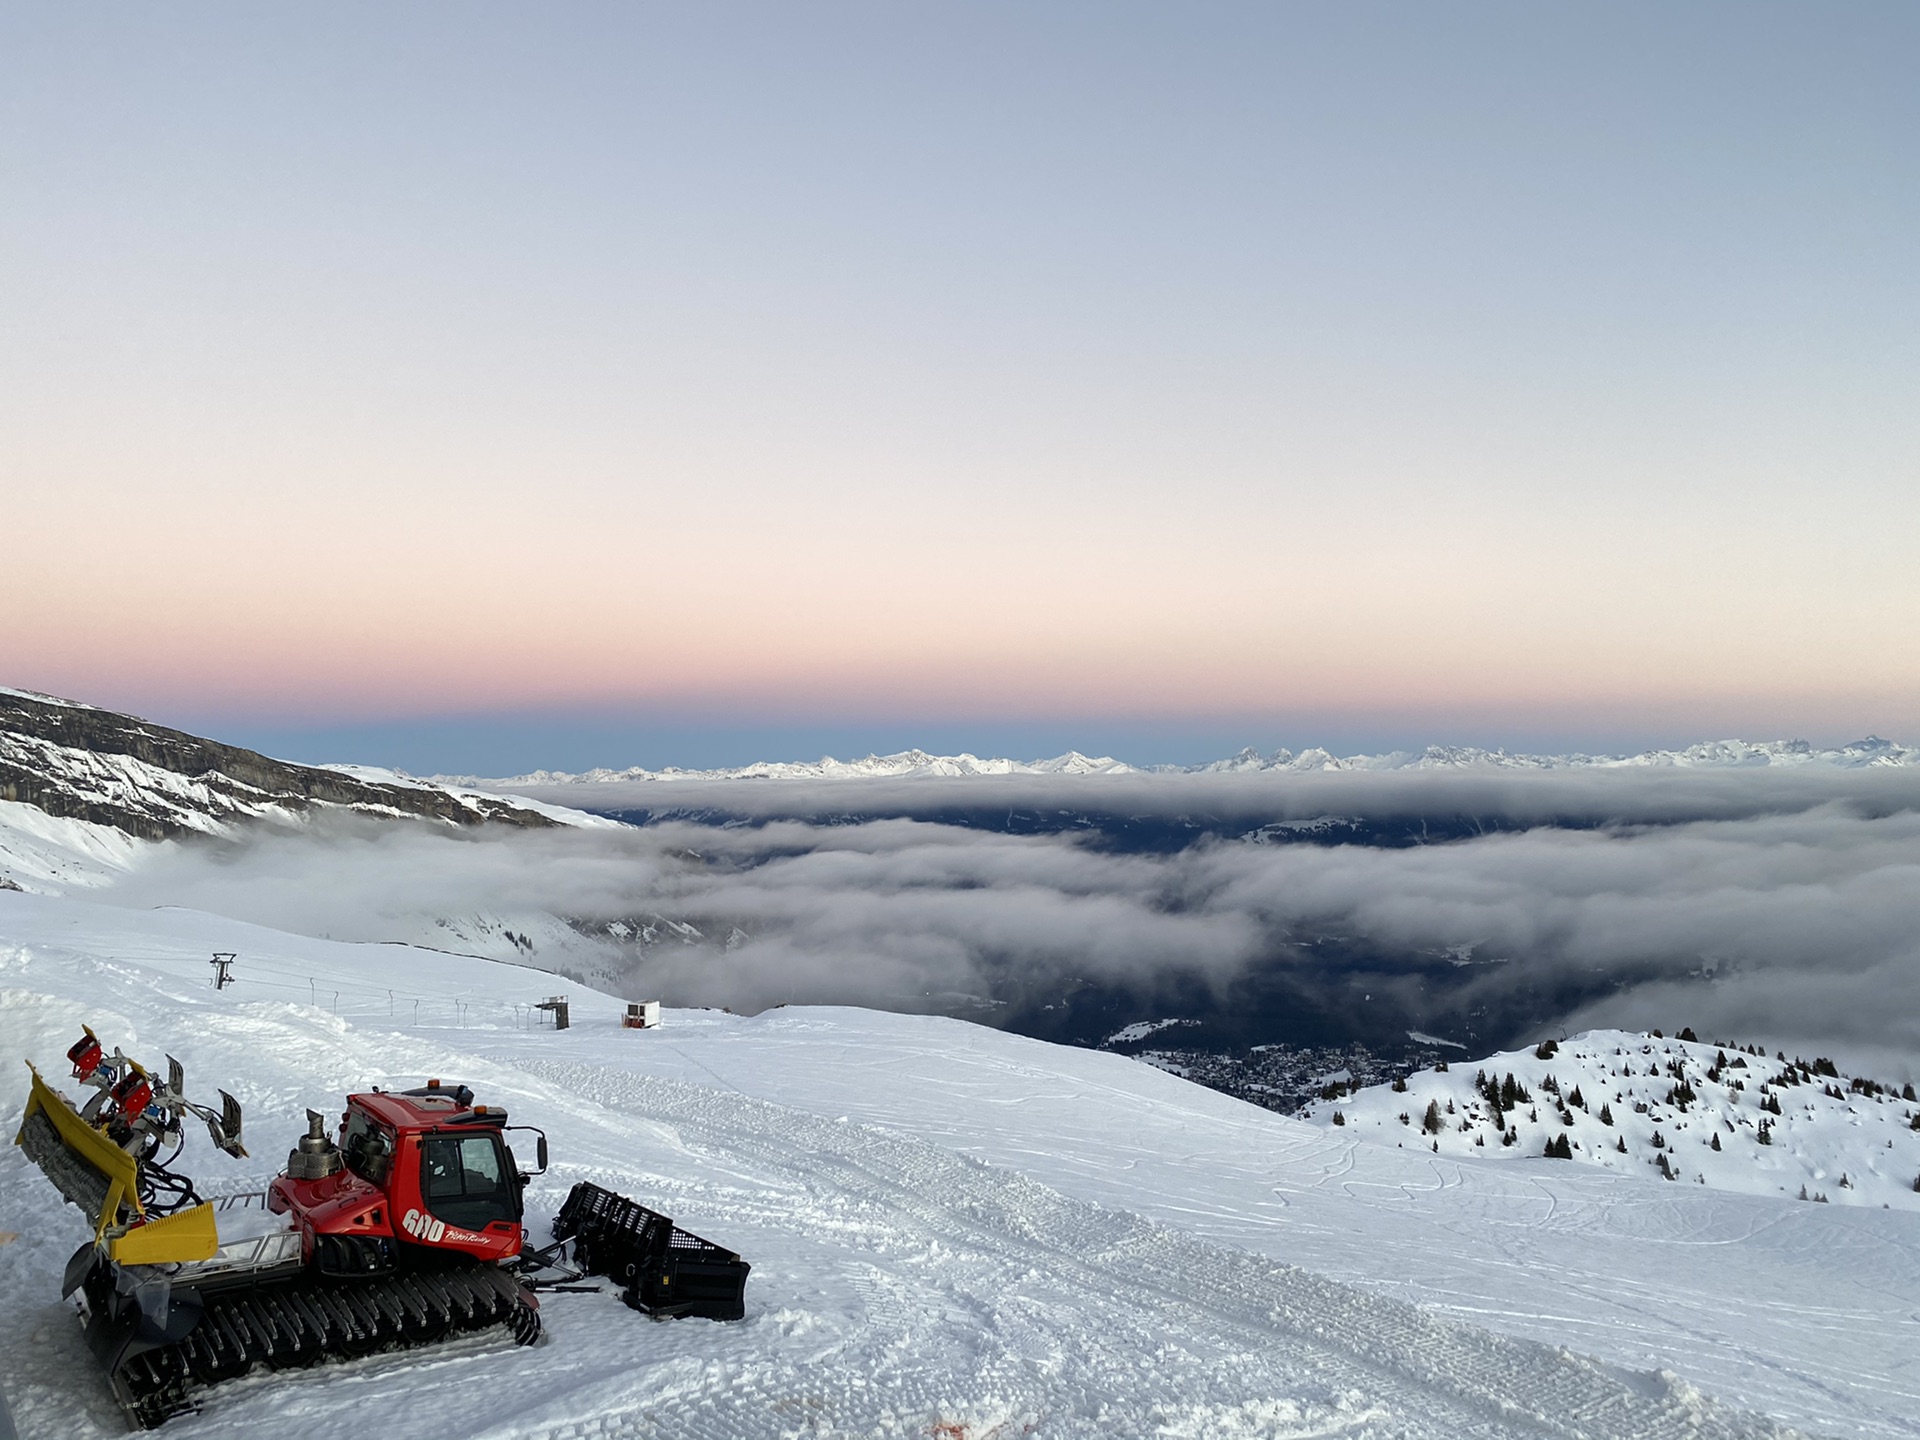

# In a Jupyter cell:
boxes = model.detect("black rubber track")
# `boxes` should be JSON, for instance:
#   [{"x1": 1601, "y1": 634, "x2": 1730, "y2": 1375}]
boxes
[{"x1": 110, "y1": 1264, "x2": 540, "y2": 1429}]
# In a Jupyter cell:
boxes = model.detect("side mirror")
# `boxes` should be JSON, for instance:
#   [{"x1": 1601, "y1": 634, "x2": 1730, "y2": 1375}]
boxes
[{"x1": 505, "y1": 1125, "x2": 549, "y2": 1176}]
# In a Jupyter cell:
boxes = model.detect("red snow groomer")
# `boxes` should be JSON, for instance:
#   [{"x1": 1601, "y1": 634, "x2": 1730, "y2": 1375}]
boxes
[{"x1": 15, "y1": 1028, "x2": 750, "y2": 1430}]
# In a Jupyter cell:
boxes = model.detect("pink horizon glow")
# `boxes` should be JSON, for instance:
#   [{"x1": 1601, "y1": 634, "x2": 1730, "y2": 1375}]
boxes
[{"x1": 9, "y1": 486, "x2": 1915, "y2": 739}]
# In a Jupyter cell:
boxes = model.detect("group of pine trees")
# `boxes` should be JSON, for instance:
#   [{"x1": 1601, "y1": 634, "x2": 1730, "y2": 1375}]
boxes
[{"x1": 1346, "y1": 1026, "x2": 1920, "y2": 1202}]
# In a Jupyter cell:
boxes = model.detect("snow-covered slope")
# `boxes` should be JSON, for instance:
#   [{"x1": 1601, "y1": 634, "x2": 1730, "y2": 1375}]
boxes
[
  {"x1": 0, "y1": 801, "x2": 146, "y2": 891},
  {"x1": 460, "y1": 736, "x2": 1920, "y2": 789},
  {"x1": 3, "y1": 890, "x2": 1915, "y2": 1439},
  {"x1": 1299, "y1": 1030, "x2": 1920, "y2": 1210}
]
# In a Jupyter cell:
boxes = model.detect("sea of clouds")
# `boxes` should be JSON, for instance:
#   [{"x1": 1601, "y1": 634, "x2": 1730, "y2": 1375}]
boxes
[{"x1": 100, "y1": 767, "x2": 1920, "y2": 1075}]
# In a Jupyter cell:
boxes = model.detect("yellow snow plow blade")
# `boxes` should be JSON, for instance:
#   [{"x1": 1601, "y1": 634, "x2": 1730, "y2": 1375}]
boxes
[
  {"x1": 107, "y1": 1201, "x2": 218, "y2": 1264},
  {"x1": 15, "y1": 1065, "x2": 222, "y2": 1264},
  {"x1": 15, "y1": 1062, "x2": 143, "y2": 1243}
]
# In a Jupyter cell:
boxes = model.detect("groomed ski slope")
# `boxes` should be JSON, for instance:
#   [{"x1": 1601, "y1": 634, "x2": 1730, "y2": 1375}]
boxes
[{"x1": 2, "y1": 894, "x2": 1913, "y2": 1439}]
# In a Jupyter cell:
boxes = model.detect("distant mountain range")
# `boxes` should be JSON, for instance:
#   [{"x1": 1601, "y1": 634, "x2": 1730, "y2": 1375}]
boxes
[
  {"x1": 457, "y1": 734, "x2": 1920, "y2": 787},
  {"x1": 457, "y1": 748, "x2": 1137, "y2": 786}
]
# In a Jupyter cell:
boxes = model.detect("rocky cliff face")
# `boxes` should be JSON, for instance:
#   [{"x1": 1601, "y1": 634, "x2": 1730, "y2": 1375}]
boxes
[{"x1": 0, "y1": 688, "x2": 557, "y2": 842}]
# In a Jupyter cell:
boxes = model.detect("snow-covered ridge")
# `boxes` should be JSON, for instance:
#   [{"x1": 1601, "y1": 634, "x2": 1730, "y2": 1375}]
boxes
[
  {"x1": 457, "y1": 735, "x2": 1920, "y2": 786},
  {"x1": 0, "y1": 684, "x2": 97, "y2": 710},
  {"x1": 1301, "y1": 1028, "x2": 1920, "y2": 1210},
  {"x1": 0, "y1": 689, "x2": 597, "y2": 892}
]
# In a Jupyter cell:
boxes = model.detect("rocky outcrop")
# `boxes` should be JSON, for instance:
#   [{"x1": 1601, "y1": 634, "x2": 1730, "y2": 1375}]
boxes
[{"x1": 0, "y1": 689, "x2": 556, "y2": 842}]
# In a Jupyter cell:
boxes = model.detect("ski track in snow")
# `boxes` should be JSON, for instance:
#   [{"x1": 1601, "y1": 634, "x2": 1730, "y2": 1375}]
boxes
[{"x1": 0, "y1": 893, "x2": 1900, "y2": 1439}]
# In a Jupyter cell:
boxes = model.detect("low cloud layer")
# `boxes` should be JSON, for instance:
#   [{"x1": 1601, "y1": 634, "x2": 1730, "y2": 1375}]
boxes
[
  {"x1": 101, "y1": 767, "x2": 1920, "y2": 1074},
  {"x1": 508, "y1": 764, "x2": 1920, "y2": 829}
]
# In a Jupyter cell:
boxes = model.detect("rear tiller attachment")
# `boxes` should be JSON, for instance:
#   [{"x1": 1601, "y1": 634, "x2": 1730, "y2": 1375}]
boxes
[{"x1": 547, "y1": 1181, "x2": 750, "y2": 1320}]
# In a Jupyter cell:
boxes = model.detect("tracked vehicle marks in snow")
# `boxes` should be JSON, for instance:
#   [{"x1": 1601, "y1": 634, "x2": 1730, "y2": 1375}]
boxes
[{"x1": 505, "y1": 1057, "x2": 1807, "y2": 1440}]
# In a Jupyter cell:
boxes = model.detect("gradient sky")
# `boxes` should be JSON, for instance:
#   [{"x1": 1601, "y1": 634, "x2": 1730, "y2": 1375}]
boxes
[{"x1": 4, "y1": 4, "x2": 1916, "y2": 770}]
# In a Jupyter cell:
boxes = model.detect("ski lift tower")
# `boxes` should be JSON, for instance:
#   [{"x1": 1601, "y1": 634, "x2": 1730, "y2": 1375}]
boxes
[{"x1": 210, "y1": 953, "x2": 237, "y2": 990}]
